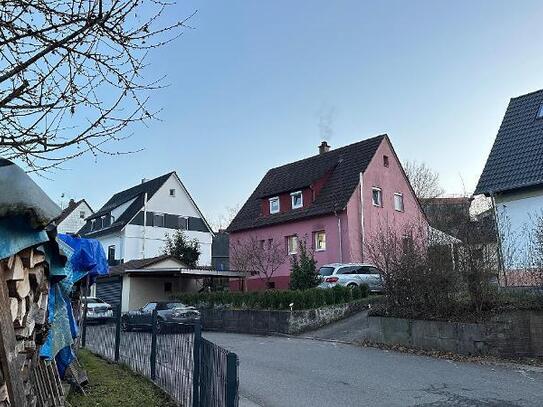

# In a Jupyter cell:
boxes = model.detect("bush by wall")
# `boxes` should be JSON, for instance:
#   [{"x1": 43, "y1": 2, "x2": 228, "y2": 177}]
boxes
[{"x1": 172, "y1": 285, "x2": 370, "y2": 311}]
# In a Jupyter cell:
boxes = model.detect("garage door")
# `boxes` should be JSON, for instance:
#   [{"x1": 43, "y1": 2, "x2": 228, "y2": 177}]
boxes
[{"x1": 96, "y1": 276, "x2": 122, "y2": 307}]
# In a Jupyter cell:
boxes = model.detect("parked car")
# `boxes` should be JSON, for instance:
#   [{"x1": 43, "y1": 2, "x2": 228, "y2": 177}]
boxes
[
  {"x1": 317, "y1": 263, "x2": 384, "y2": 293},
  {"x1": 82, "y1": 297, "x2": 114, "y2": 323},
  {"x1": 121, "y1": 301, "x2": 200, "y2": 332}
]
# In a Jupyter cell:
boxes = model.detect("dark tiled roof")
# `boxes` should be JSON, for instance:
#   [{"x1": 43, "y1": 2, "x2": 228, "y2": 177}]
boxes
[
  {"x1": 79, "y1": 172, "x2": 173, "y2": 237},
  {"x1": 56, "y1": 199, "x2": 92, "y2": 225},
  {"x1": 109, "y1": 254, "x2": 173, "y2": 275},
  {"x1": 228, "y1": 135, "x2": 386, "y2": 232},
  {"x1": 475, "y1": 89, "x2": 543, "y2": 195}
]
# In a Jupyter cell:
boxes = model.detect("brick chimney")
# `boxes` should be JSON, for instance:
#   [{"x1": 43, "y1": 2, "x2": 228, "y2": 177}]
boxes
[{"x1": 318, "y1": 141, "x2": 330, "y2": 155}]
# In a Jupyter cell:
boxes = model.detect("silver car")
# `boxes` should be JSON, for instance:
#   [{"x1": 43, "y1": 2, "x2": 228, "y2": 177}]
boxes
[
  {"x1": 82, "y1": 297, "x2": 114, "y2": 323},
  {"x1": 318, "y1": 263, "x2": 384, "y2": 293}
]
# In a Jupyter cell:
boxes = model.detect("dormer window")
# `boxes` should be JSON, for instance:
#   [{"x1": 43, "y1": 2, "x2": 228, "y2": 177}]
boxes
[
  {"x1": 291, "y1": 191, "x2": 303, "y2": 209},
  {"x1": 538, "y1": 103, "x2": 543, "y2": 119},
  {"x1": 269, "y1": 197, "x2": 280, "y2": 214}
]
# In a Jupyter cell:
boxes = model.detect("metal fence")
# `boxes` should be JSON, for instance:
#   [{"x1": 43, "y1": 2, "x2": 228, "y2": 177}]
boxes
[{"x1": 82, "y1": 307, "x2": 239, "y2": 407}]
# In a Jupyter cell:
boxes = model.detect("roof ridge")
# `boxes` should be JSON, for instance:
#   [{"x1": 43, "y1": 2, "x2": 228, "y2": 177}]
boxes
[
  {"x1": 268, "y1": 134, "x2": 387, "y2": 172},
  {"x1": 109, "y1": 171, "x2": 175, "y2": 201},
  {"x1": 510, "y1": 88, "x2": 543, "y2": 100}
]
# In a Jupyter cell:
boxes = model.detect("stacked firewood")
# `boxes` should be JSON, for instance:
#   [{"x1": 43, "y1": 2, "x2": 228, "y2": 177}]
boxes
[{"x1": 0, "y1": 247, "x2": 63, "y2": 406}]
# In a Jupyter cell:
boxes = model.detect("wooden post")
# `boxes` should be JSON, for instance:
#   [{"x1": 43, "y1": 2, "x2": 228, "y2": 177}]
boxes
[{"x1": 0, "y1": 272, "x2": 26, "y2": 406}]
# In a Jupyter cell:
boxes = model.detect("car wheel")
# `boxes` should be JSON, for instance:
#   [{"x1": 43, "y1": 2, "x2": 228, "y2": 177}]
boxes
[{"x1": 347, "y1": 283, "x2": 357, "y2": 289}]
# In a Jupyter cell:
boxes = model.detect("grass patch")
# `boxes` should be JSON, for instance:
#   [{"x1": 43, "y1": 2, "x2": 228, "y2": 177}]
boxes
[{"x1": 67, "y1": 349, "x2": 176, "y2": 407}]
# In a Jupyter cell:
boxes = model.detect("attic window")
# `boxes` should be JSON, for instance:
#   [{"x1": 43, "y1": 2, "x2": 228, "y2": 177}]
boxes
[
  {"x1": 291, "y1": 191, "x2": 303, "y2": 209},
  {"x1": 537, "y1": 104, "x2": 543, "y2": 119},
  {"x1": 269, "y1": 197, "x2": 280, "y2": 214},
  {"x1": 383, "y1": 155, "x2": 389, "y2": 167},
  {"x1": 169, "y1": 189, "x2": 176, "y2": 197},
  {"x1": 79, "y1": 211, "x2": 86, "y2": 219}
]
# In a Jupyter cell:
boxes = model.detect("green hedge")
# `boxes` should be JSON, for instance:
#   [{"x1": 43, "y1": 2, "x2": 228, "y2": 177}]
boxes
[{"x1": 172, "y1": 284, "x2": 369, "y2": 311}]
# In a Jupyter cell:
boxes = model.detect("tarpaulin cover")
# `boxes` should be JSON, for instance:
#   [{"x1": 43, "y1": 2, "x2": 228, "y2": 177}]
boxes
[
  {"x1": 40, "y1": 235, "x2": 108, "y2": 377},
  {"x1": 58, "y1": 234, "x2": 109, "y2": 285},
  {"x1": 0, "y1": 216, "x2": 49, "y2": 261}
]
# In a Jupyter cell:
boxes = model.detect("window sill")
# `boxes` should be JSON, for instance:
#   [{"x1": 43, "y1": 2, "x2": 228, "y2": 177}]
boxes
[
  {"x1": 372, "y1": 203, "x2": 382, "y2": 208},
  {"x1": 315, "y1": 248, "x2": 326, "y2": 252}
]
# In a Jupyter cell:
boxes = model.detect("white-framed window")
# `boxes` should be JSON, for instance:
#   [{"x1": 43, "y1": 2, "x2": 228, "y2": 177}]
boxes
[
  {"x1": 372, "y1": 187, "x2": 382, "y2": 207},
  {"x1": 314, "y1": 231, "x2": 326, "y2": 251},
  {"x1": 269, "y1": 197, "x2": 280, "y2": 214},
  {"x1": 169, "y1": 188, "x2": 176, "y2": 197},
  {"x1": 107, "y1": 245, "x2": 116, "y2": 262},
  {"x1": 287, "y1": 235, "x2": 298, "y2": 255},
  {"x1": 291, "y1": 191, "x2": 303, "y2": 209},
  {"x1": 153, "y1": 213, "x2": 165, "y2": 227},
  {"x1": 538, "y1": 103, "x2": 543, "y2": 119},
  {"x1": 79, "y1": 210, "x2": 86, "y2": 219},
  {"x1": 394, "y1": 193, "x2": 404, "y2": 212},
  {"x1": 90, "y1": 219, "x2": 96, "y2": 231}
]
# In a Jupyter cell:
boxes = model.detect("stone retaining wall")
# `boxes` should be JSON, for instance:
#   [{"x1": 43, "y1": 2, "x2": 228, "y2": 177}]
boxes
[
  {"x1": 200, "y1": 301, "x2": 367, "y2": 335},
  {"x1": 366, "y1": 311, "x2": 543, "y2": 357}
]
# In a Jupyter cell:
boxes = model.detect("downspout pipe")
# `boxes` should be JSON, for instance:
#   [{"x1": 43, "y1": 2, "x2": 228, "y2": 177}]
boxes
[
  {"x1": 142, "y1": 192, "x2": 148, "y2": 259},
  {"x1": 335, "y1": 210, "x2": 343, "y2": 263},
  {"x1": 490, "y1": 191, "x2": 506, "y2": 286}
]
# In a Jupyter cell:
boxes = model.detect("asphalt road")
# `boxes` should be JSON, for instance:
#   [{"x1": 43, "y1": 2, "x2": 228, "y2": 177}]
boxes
[{"x1": 204, "y1": 332, "x2": 543, "y2": 407}]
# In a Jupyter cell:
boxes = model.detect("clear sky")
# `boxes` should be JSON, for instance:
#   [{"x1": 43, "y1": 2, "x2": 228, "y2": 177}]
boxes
[{"x1": 34, "y1": 0, "x2": 543, "y2": 225}]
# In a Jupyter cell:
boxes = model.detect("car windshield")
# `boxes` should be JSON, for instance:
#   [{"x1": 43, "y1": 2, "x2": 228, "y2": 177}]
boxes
[
  {"x1": 319, "y1": 267, "x2": 335, "y2": 276},
  {"x1": 166, "y1": 302, "x2": 187, "y2": 309}
]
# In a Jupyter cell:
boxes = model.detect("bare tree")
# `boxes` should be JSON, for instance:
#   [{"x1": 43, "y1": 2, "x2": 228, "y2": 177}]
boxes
[
  {"x1": 404, "y1": 160, "x2": 444, "y2": 199},
  {"x1": 0, "y1": 0, "x2": 192, "y2": 171},
  {"x1": 209, "y1": 204, "x2": 241, "y2": 232},
  {"x1": 230, "y1": 235, "x2": 286, "y2": 289}
]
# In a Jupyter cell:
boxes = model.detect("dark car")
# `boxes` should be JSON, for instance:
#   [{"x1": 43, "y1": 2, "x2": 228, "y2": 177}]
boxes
[{"x1": 121, "y1": 301, "x2": 200, "y2": 332}]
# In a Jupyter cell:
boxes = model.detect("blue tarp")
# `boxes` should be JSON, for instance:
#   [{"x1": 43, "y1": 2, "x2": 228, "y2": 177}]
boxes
[
  {"x1": 40, "y1": 235, "x2": 108, "y2": 377},
  {"x1": 0, "y1": 216, "x2": 49, "y2": 261}
]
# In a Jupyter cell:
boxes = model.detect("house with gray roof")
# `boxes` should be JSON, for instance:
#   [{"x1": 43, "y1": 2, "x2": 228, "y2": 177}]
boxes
[
  {"x1": 475, "y1": 88, "x2": 543, "y2": 270},
  {"x1": 79, "y1": 172, "x2": 213, "y2": 267}
]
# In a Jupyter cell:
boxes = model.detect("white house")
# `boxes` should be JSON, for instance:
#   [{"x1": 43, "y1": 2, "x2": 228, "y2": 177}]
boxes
[
  {"x1": 475, "y1": 88, "x2": 543, "y2": 275},
  {"x1": 79, "y1": 172, "x2": 213, "y2": 266},
  {"x1": 56, "y1": 199, "x2": 94, "y2": 234}
]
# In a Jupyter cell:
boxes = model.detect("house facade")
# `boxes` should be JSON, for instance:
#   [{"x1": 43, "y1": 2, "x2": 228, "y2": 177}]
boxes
[
  {"x1": 475, "y1": 89, "x2": 543, "y2": 277},
  {"x1": 228, "y1": 135, "x2": 427, "y2": 290},
  {"x1": 79, "y1": 172, "x2": 213, "y2": 266},
  {"x1": 55, "y1": 199, "x2": 93, "y2": 234}
]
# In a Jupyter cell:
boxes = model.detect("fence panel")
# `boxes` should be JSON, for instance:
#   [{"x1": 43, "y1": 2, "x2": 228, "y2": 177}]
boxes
[
  {"x1": 84, "y1": 317, "x2": 238, "y2": 407},
  {"x1": 199, "y1": 338, "x2": 239, "y2": 407}
]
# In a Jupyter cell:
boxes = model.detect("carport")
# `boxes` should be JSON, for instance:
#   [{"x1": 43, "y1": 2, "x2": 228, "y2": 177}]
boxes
[{"x1": 93, "y1": 255, "x2": 246, "y2": 312}]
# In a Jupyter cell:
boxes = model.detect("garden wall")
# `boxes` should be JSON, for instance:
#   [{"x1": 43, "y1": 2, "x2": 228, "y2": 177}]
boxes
[
  {"x1": 201, "y1": 301, "x2": 367, "y2": 335},
  {"x1": 366, "y1": 311, "x2": 543, "y2": 357}
]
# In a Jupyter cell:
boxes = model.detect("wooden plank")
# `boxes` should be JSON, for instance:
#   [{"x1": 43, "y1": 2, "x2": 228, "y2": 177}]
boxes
[{"x1": 0, "y1": 273, "x2": 26, "y2": 406}]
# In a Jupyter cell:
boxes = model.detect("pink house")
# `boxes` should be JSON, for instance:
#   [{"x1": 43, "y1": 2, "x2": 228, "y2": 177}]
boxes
[{"x1": 227, "y1": 135, "x2": 427, "y2": 291}]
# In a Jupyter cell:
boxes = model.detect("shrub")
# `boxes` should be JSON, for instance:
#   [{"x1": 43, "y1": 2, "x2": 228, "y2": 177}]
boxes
[
  {"x1": 172, "y1": 285, "x2": 368, "y2": 311},
  {"x1": 289, "y1": 240, "x2": 320, "y2": 290}
]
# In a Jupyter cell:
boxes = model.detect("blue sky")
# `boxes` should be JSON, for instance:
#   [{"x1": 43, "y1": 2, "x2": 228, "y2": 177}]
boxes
[{"x1": 35, "y1": 0, "x2": 543, "y2": 225}]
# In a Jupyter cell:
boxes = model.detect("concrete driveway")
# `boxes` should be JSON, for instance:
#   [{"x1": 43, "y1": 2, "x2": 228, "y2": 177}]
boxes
[{"x1": 205, "y1": 331, "x2": 543, "y2": 407}]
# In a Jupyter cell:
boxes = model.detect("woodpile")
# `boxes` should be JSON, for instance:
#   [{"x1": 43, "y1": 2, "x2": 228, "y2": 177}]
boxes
[{"x1": 0, "y1": 247, "x2": 64, "y2": 406}]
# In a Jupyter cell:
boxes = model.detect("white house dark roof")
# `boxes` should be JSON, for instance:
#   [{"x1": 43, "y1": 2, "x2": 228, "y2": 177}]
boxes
[
  {"x1": 228, "y1": 135, "x2": 386, "y2": 232},
  {"x1": 79, "y1": 172, "x2": 173, "y2": 237},
  {"x1": 57, "y1": 199, "x2": 93, "y2": 225},
  {"x1": 475, "y1": 89, "x2": 543, "y2": 195}
]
